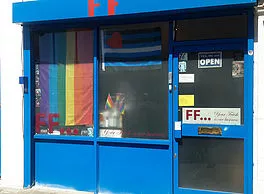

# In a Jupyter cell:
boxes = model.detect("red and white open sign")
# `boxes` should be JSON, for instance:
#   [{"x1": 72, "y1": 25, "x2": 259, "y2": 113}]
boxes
[{"x1": 182, "y1": 108, "x2": 241, "y2": 125}]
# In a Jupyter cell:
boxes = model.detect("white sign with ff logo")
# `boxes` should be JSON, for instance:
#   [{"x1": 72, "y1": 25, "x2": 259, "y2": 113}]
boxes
[{"x1": 182, "y1": 108, "x2": 241, "y2": 125}]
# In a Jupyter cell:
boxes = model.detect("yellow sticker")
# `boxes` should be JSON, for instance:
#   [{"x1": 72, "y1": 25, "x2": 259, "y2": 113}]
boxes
[{"x1": 179, "y1": 95, "x2": 194, "y2": 107}]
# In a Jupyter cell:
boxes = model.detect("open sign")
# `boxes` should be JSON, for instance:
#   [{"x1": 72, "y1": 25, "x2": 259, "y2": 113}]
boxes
[{"x1": 198, "y1": 52, "x2": 222, "y2": 68}]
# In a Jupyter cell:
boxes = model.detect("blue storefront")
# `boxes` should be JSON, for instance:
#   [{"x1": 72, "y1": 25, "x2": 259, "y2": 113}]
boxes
[{"x1": 13, "y1": 0, "x2": 255, "y2": 193}]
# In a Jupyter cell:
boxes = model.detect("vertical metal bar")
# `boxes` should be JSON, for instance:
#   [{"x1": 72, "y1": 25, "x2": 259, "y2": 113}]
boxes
[
  {"x1": 245, "y1": 9, "x2": 254, "y2": 194},
  {"x1": 93, "y1": 27, "x2": 99, "y2": 194},
  {"x1": 168, "y1": 21, "x2": 174, "y2": 194},
  {"x1": 173, "y1": 56, "x2": 180, "y2": 194},
  {"x1": 23, "y1": 25, "x2": 33, "y2": 188}
]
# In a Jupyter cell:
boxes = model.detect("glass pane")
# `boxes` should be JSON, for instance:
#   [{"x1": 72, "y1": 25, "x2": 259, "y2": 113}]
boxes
[
  {"x1": 99, "y1": 23, "x2": 169, "y2": 139},
  {"x1": 179, "y1": 137, "x2": 244, "y2": 193},
  {"x1": 34, "y1": 30, "x2": 94, "y2": 136},
  {"x1": 178, "y1": 50, "x2": 244, "y2": 125},
  {"x1": 175, "y1": 15, "x2": 247, "y2": 41}
]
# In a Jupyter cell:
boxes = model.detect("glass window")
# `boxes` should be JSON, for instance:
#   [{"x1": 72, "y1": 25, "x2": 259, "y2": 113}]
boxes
[
  {"x1": 34, "y1": 30, "x2": 94, "y2": 136},
  {"x1": 99, "y1": 23, "x2": 169, "y2": 139},
  {"x1": 175, "y1": 15, "x2": 247, "y2": 41},
  {"x1": 179, "y1": 137, "x2": 244, "y2": 193},
  {"x1": 178, "y1": 50, "x2": 244, "y2": 125}
]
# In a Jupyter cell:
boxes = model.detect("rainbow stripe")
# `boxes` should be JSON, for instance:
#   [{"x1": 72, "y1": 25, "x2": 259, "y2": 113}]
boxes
[{"x1": 38, "y1": 30, "x2": 94, "y2": 126}]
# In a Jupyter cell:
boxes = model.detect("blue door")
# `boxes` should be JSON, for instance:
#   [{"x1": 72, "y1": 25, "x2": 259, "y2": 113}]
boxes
[{"x1": 173, "y1": 39, "x2": 253, "y2": 194}]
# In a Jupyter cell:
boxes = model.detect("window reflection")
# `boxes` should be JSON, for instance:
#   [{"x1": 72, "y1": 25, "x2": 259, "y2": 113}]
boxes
[{"x1": 99, "y1": 23, "x2": 169, "y2": 139}]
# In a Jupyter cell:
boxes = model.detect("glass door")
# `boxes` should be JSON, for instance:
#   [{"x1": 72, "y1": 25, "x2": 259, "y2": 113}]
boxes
[{"x1": 173, "y1": 42, "x2": 249, "y2": 194}]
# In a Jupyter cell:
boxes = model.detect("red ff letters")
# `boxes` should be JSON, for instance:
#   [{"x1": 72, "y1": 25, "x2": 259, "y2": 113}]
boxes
[
  {"x1": 88, "y1": 0, "x2": 118, "y2": 17},
  {"x1": 36, "y1": 113, "x2": 59, "y2": 133},
  {"x1": 186, "y1": 110, "x2": 200, "y2": 120}
]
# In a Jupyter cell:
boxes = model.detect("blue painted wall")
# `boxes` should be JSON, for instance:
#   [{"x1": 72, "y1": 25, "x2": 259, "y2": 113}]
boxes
[{"x1": 98, "y1": 144, "x2": 171, "y2": 194}]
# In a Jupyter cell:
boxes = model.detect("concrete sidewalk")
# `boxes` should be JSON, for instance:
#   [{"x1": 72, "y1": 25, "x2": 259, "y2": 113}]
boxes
[{"x1": 0, "y1": 187, "x2": 94, "y2": 194}]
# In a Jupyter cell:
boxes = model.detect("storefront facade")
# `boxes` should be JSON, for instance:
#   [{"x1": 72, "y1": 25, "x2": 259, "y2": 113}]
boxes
[{"x1": 13, "y1": 0, "x2": 255, "y2": 193}]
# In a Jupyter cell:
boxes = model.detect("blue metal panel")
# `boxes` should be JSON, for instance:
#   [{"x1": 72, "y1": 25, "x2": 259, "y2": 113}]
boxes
[
  {"x1": 35, "y1": 141, "x2": 96, "y2": 192},
  {"x1": 174, "y1": 38, "x2": 247, "y2": 47},
  {"x1": 244, "y1": 10, "x2": 254, "y2": 194},
  {"x1": 168, "y1": 22, "x2": 174, "y2": 194},
  {"x1": 13, "y1": 1, "x2": 88, "y2": 23},
  {"x1": 97, "y1": 137, "x2": 170, "y2": 145},
  {"x1": 93, "y1": 28, "x2": 99, "y2": 194},
  {"x1": 173, "y1": 56, "x2": 180, "y2": 139},
  {"x1": 98, "y1": 143, "x2": 171, "y2": 194},
  {"x1": 114, "y1": 0, "x2": 255, "y2": 16},
  {"x1": 34, "y1": 134, "x2": 94, "y2": 141},
  {"x1": 13, "y1": 0, "x2": 256, "y2": 23},
  {"x1": 23, "y1": 26, "x2": 33, "y2": 188},
  {"x1": 173, "y1": 39, "x2": 247, "y2": 53}
]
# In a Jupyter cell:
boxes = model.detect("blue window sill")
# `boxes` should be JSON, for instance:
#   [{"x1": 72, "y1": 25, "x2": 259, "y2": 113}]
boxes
[
  {"x1": 34, "y1": 134, "x2": 170, "y2": 145},
  {"x1": 34, "y1": 134, "x2": 94, "y2": 142}
]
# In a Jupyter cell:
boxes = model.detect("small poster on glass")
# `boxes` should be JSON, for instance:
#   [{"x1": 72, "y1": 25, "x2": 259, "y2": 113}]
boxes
[{"x1": 232, "y1": 61, "x2": 244, "y2": 78}]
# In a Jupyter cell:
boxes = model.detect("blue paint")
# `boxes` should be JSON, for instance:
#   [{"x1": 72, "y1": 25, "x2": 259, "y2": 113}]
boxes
[
  {"x1": 245, "y1": 10, "x2": 254, "y2": 194},
  {"x1": 93, "y1": 28, "x2": 99, "y2": 194},
  {"x1": 35, "y1": 141, "x2": 95, "y2": 192},
  {"x1": 98, "y1": 143, "x2": 171, "y2": 194},
  {"x1": 174, "y1": 38, "x2": 247, "y2": 47},
  {"x1": 12, "y1": 0, "x2": 256, "y2": 23},
  {"x1": 23, "y1": 26, "x2": 33, "y2": 188},
  {"x1": 173, "y1": 57, "x2": 180, "y2": 139},
  {"x1": 97, "y1": 137, "x2": 170, "y2": 145},
  {"x1": 34, "y1": 134, "x2": 94, "y2": 141},
  {"x1": 19, "y1": 76, "x2": 29, "y2": 94},
  {"x1": 168, "y1": 22, "x2": 174, "y2": 194},
  {"x1": 174, "y1": 39, "x2": 247, "y2": 53}
]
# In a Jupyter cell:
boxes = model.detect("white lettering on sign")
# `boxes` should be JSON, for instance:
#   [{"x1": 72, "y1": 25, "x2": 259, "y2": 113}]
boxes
[
  {"x1": 182, "y1": 108, "x2": 241, "y2": 125},
  {"x1": 198, "y1": 52, "x2": 222, "y2": 68},
  {"x1": 100, "y1": 129, "x2": 123, "y2": 138}
]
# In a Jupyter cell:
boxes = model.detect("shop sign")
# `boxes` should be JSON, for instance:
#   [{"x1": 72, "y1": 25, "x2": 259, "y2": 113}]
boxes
[
  {"x1": 182, "y1": 108, "x2": 241, "y2": 125},
  {"x1": 198, "y1": 52, "x2": 222, "y2": 68}
]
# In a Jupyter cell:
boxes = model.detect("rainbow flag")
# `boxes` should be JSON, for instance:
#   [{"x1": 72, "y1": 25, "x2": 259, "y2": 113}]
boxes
[
  {"x1": 105, "y1": 94, "x2": 114, "y2": 110},
  {"x1": 119, "y1": 99, "x2": 125, "y2": 115},
  {"x1": 37, "y1": 30, "x2": 94, "y2": 126}
]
